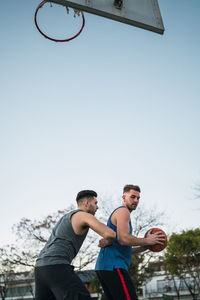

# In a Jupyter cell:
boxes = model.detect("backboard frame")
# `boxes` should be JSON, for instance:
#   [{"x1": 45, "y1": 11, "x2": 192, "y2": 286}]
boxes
[{"x1": 47, "y1": 0, "x2": 164, "y2": 34}]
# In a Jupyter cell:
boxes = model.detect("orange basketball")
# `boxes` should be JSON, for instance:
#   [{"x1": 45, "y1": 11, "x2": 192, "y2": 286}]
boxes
[{"x1": 145, "y1": 228, "x2": 168, "y2": 252}]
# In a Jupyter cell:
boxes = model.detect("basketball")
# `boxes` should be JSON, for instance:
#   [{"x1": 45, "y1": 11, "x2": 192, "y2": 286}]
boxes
[{"x1": 145, "y1": 228, "x2": 168, "y2": 252}]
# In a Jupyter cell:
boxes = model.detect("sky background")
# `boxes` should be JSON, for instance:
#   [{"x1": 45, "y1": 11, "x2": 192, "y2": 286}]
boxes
[{"x1": 0, "y1": 0, "x2": 200, "y2": 246}]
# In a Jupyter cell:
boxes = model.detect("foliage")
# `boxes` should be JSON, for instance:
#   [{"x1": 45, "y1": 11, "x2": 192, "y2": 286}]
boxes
[
  {"x1": 89, "y1": 273, "x2": 102, "y2": 294},
  {"x1": 131, "y1": 204, "x2": 165, "y2": 236},
  {"x1": 164, "y1": 228, "x2": 200, "y2": 297},
  {"x1": 13, "y1": 207, "x2": 75, "y2": 247},
  {"x1": 0, "y1": 260, "x2": 15, "y2": 300},
  {"x1": 129, "y1": 251, "x2": 157, "y2": 293},
  {"x1": 0, "y1": 246, "x2": 36, "y2": 270}
]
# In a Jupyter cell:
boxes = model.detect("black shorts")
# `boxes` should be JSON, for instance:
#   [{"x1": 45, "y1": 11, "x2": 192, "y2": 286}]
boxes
[
  {"x1": 35, "y1": 264, "x2": 91, "y2": 300},
  {"x1": 96, "y1": 269, "x2": 138, "y2": 300}
]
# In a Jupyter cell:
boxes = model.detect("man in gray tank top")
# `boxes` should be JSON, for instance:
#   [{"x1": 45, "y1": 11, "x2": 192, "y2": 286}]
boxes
[{"x1": 34, "y1": 190, "x2": 116, "y2": 300}]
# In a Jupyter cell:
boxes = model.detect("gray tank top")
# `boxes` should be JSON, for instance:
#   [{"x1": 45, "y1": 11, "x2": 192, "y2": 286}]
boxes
[{"x1": 35, "y1": 209, "x2": 88, "y2": 267}]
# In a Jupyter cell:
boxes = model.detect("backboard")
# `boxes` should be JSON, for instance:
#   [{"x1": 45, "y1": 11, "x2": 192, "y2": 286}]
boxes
[{"x1": 48, "y1": 0, "x2": 164, "y2": 34}]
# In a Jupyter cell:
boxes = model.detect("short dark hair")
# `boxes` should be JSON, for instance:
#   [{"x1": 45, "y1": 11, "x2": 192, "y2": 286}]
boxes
[
  {"x1": 123, "y1": 185, "x2": 141, "y2": 193},
  {"x1": 76, "y1": 190, "x2": 97, "y2": 203}
]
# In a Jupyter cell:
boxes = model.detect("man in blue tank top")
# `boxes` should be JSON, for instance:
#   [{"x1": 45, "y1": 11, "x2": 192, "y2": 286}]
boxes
[
  {"x1": 34, "y1": 190, "x2": 116, "y2": 300},
  {"x1": 95, "y1": 185, "x2": 165, "y2": 300}
]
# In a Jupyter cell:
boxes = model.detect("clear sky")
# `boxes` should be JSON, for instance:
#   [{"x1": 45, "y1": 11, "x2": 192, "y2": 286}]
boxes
[{"x1": 0, "y1": 0, "x2": 200, "y2": 246}]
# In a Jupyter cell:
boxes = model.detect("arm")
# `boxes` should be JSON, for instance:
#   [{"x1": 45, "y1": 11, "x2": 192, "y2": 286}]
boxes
[
  {"x1": 132, "y1": 246, "x2": 148, "y2": 254},
  {"x1": 116, "y1": 208, "x2": 165, "y2": 247},
  {"x1": 81, "y1": 213, "x2": 116, "y2": 243}
]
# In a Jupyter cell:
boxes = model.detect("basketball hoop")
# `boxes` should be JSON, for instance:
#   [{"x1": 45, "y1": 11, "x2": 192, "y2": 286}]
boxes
[{"x1": 34, "y1": 0, "x2": 85, "y2": 42}]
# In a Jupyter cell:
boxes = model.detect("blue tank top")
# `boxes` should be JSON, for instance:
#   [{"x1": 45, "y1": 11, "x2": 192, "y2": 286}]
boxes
[{"x1": 95, "y1": 206, "x2": 132, "y2": 271}]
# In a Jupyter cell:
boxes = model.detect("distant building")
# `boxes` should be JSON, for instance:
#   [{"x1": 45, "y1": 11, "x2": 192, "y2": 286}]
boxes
[
  {"x1": 1, "y1": 265, "x2": 199, "y2": 300},
  {"x1": 0, "y1": 270, "x2": 101, "y2": 300},
  {"x1": 0, "y1": 271, "x2": 34, "y2": 300},
  {"x1": 140, "y1": 261, "x2": 200, "y2": 300}
]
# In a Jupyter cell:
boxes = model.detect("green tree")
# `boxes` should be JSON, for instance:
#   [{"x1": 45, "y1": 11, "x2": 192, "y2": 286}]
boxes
[
  {"x1": 164, "y1": 273, "x2": 181, "y2": 300},
  {"x1": 164, "y1": 228, "x2": 200, "y2": 299}
]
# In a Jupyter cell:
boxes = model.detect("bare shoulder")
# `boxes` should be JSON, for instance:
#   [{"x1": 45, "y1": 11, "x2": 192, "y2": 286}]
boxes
[
  {"x1": 71, "y1": 211, "x2": 95, "y2": 234},
  {"x1": 115, "y1": 207, "x2": 130, "y2": 218},
  {"x1": 71, "y1": 211, "x2": 94, "y2": 224},
  {"x1": 72, "y1": 211, "x2": 89, "y2": 217},
  {"x1": 112, "y1": 207, "x2": 130, "y2": 225},
  {"x1": 69, "y1": 209, "x2": 116, "y2": 240}
]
